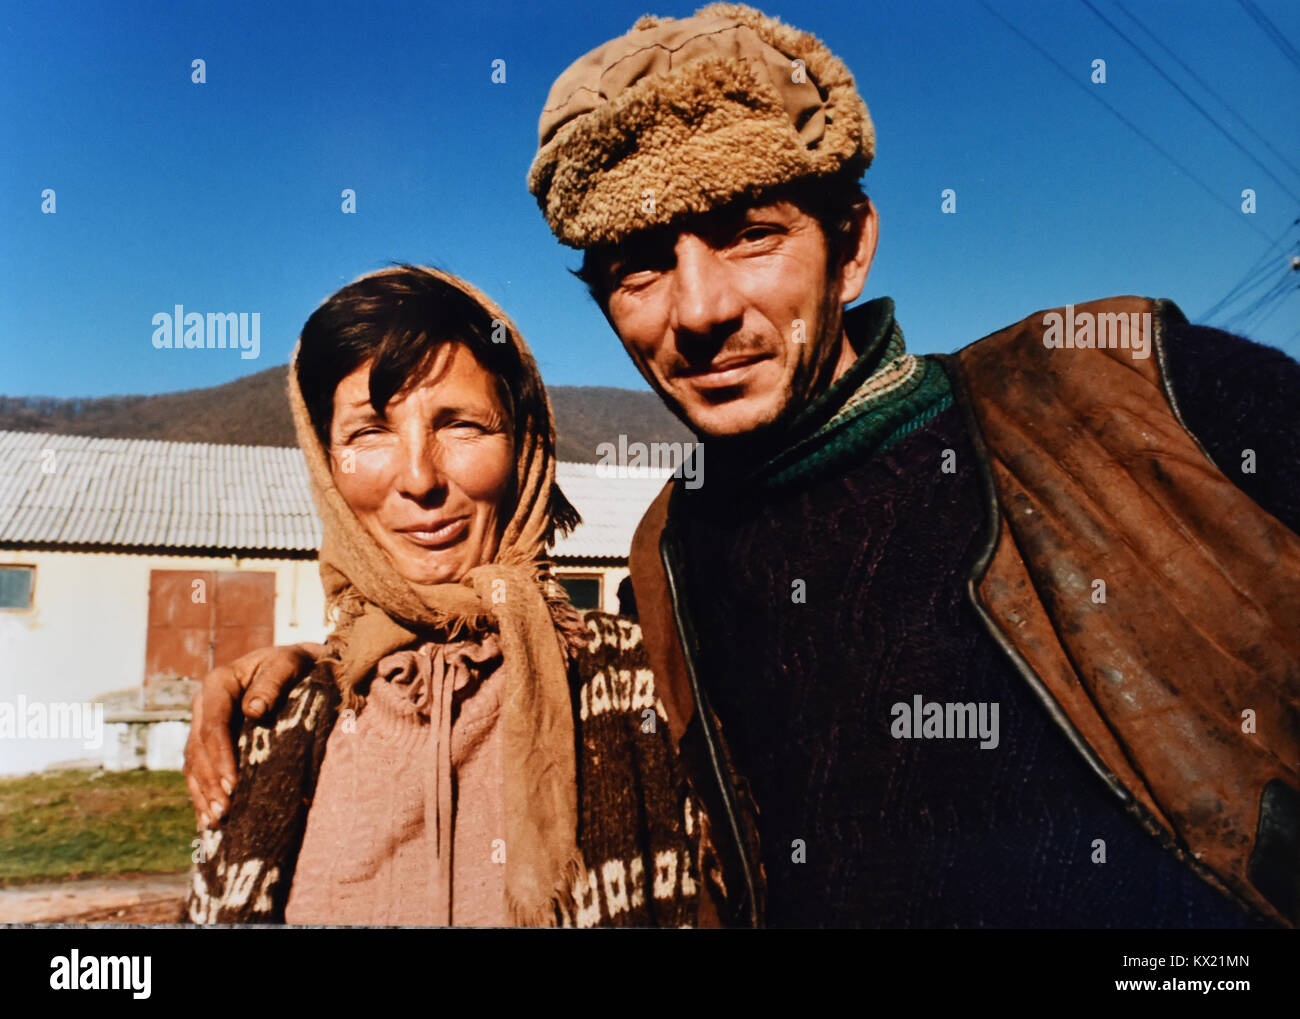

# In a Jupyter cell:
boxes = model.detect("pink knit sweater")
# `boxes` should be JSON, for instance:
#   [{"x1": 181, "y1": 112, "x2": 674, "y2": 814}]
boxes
[{"x1": 284, "y1": 636, "x2": 508, "y2": 926}]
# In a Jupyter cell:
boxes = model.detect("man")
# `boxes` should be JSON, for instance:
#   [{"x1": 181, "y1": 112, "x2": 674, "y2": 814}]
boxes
[{"x1": 188, "y1": 3, "x2": 1299, "y2": 928}]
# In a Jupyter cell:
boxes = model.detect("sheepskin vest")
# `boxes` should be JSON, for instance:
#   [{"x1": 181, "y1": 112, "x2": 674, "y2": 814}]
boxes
[{"x1": 630, "y1": 295, "x2": 1300, "y2": 928}]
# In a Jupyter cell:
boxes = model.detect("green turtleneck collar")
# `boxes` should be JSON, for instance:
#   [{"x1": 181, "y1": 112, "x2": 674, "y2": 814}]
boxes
[{"x1": 690, "y1": 298, "x2": 954, "y2": 494}]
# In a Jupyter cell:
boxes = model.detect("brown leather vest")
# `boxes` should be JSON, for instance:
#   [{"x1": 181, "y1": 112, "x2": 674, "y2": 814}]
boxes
[{"x1": 629, "y1": 295, "x2": 1300, "y2": 927}]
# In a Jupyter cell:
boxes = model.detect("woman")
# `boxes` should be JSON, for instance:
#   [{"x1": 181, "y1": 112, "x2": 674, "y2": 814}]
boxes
[{"x1": 186, "y1": 265, "x2": 711, "y2": 927}]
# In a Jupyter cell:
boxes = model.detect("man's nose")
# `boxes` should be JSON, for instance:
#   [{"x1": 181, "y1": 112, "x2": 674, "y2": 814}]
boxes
[{"x1": 668, "y1": 235, "x2": 744, "y2": 341}]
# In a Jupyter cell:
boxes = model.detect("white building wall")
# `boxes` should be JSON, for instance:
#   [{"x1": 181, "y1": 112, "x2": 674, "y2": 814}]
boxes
[
  {"x1": 603, "y1": 566, "x2": 630, "y2": 615},
  {"x1": 0, "y1": 548, "x2": 327, "y2": 776}
]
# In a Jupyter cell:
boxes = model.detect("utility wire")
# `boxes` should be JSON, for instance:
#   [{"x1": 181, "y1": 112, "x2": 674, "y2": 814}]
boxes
[
  {"x1": 1209, "y1": 258, "x2": 1296, "y2": 328},
  {"x1": 1243, "y1": 284, "x2": 1299, "y2": 333},
  {"x1": 975, "y1": 0, "x2": 1276, "y2": 244},
  {"x1": 1079, "y1": 0, "x2": 1300, "y2": 205},
  {"x1": 1237, "y1": 0, "x2": 1300, "y2": 74},
  {"x1": 1203, "y1": 259, "x2": 1289, "y2": 322},
  {"x1": 1199, "y1": 216, "x2": 1300, "y2": 319},
  {"x1": 1110, "y1": 0, "x2": 1300, "y2": 185},
  {"x1": 1220, "y1": 274, "x2": 1295, "y2": 331},
  {"x1": 1233, "y1": 286, "x2": 1298, "y2": 337}
]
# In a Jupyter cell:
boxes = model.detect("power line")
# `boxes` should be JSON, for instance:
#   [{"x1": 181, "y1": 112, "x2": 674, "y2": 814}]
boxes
[
  {"x1": 1219, "y1": 273, "x2": 1296, "y2": 332},
  {"x1": 1234, "y1": 274, "x2": 1291, "y2": 321},
  {"x1": 1199, "y1": 216, "x2": 1300, "y2": 319},
  {"x1": 1233, "y1": 288, "x2": 1298, "y2": 338},
  {"x1": 1241, "y1": 283, "x2": 1299, "y2": 333},
  {"x1": 975, "y1": 0, "x2": 1276, "y2": 243},
  {"x1": 1209, "y1": 258, "x2": 1297, "y2": 329},
  {"x1": 1237, "y1": 0, "x2": 1300, "y2": 74},
  {"x1": 1079, "y1": 0, "x2": 1300, "y2": 205},
  {"x1": 1110, "y1": 0, "x2": 1300, "y2": 185},
  {"x1": 1203, "y1": 257, "x2": 1290, "y2": 322}
]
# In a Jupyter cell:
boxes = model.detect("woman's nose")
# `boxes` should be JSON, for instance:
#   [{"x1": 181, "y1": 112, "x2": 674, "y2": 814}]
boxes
[{"x1": 394, "y1": 434, "x2": 446, "y2": 500}]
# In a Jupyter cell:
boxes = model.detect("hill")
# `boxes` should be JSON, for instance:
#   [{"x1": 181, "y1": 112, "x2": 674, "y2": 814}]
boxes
[{"x1": 0, "y1": 366, "x2": 692, "y2": 463}]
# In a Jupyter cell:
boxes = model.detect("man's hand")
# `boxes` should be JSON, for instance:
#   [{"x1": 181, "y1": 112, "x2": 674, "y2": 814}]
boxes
[{"x1": 184, "y1": 642, "x2": 325, "y2": 827}]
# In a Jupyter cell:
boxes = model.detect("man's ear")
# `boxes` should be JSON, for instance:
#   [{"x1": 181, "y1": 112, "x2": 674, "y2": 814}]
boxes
[{"x1": 837, "y1": 197, "x2": 879, "y2": 305}]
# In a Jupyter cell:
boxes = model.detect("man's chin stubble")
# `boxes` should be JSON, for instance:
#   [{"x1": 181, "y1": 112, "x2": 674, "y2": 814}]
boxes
[{"x1": 674, "y1": 387, "x2": 798, "y2": 448}]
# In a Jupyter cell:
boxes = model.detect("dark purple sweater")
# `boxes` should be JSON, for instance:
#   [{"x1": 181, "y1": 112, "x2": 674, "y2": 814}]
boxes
[{"x1": 674, "y1": 306, "x2": 1299, "y2": 928}]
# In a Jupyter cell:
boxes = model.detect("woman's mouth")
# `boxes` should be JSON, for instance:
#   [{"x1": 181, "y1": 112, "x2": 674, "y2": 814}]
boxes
[{"x1": 393, "y1": 516, "x2": 470, "y2": 549}]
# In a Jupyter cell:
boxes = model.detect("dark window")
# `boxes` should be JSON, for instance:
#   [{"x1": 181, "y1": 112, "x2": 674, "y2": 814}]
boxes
[
  {"x1": 558, "y1": 576, "x2": 601, "y2": 611},
  {"x1": 0, "y1": 566, "x2": 35, "y2": 610}
]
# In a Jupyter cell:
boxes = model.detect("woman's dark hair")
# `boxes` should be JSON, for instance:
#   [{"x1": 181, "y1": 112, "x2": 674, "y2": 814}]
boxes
[
  {"x1": 297, "y1": 266, "x2": 519, "y2": 448},
  {"x1": 575, "y1": 169, "x2": 870, "y2": 307},
  {"x1": 296, "y1": 264, "x2": 579, "y2": 537}
]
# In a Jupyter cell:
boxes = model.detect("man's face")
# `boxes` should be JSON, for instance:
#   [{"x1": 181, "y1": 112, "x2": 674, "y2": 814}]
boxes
[{"x1": 599, "y1": 197, "x2": 870, "y2": 439}]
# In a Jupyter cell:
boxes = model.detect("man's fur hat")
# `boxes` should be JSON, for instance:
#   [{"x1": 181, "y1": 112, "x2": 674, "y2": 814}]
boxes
[{"x1": 528, "y1": 3, "x2": 874, "y2": 248}]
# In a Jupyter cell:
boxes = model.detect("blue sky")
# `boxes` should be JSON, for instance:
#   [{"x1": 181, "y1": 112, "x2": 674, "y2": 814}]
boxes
[{"x1": 2, "y1": 0, "x2": 1297, "y2": 398}]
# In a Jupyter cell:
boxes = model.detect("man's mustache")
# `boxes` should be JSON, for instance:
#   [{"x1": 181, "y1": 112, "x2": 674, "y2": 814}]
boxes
[{"x1": 672, "y1": 338, "x2": 773, "y2": 376}]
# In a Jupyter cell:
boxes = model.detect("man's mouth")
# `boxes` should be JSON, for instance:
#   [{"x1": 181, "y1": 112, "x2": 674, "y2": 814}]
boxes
[
  {"x1": 678, "y1": 353, "x2": 771, "y2": 389},
  {"x1": 393, "y1": 516, "x2": 470, "y2": 549}
]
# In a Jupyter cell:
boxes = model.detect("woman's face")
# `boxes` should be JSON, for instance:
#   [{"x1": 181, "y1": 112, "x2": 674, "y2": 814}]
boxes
[{"x1": 328, "y1": 342, "x2": 515, "y2": 586}]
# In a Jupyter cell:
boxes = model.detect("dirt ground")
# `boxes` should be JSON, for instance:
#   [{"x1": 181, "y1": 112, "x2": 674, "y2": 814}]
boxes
[{"x1": 0, "y1": 872, "x2": 188, "y2": 923}]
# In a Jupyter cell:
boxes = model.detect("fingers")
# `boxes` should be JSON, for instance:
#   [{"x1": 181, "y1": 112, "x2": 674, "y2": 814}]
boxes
[
  {"x1": 240, "y1": 644, "x2": 317, "y2": 717},
  {"x1": 185, "y1": 688, "x2": 202, "y2": 821},
  {"x1": 186, "y1": 662, "x2": 243, "y2": 822},
  {"x1": 234, "y1": 646, "x2": 280, "y2": 718},
  {"x1": 185, "y1": 770, "x2": 211, "y2": 830},
  {"x1": 185, "y1": 683, "x2": 222, "y2": 826},
  {"x1": 183, "y1": 643, "x2": 323, "y2": 827}
]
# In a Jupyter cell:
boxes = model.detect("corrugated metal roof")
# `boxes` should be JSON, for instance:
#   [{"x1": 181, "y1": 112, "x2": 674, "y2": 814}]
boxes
[
  {"x1": 0, "y1": 430, "x2": 320, "y2": 552},
  {"x1": 0, "y1": 430, "x2": 669, "y2": 560},
  {"x1": 549, "y1": 462, "x2": 674, "y2": 560}
]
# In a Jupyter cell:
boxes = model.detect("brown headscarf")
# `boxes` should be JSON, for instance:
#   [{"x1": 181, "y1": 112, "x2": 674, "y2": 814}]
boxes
[{"x1": 288, "y1": 266, "x2": 588, "y2": 926}]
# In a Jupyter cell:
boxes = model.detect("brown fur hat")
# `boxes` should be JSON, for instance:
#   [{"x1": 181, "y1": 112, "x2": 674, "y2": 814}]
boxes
[{"x1": 528, "y1": 3, "x2": 874, "y2": 249}]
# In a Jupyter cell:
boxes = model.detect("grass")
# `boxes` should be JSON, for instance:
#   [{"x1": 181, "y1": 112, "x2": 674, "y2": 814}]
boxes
[{"x1": 0, "y1": 768, "x2": 194, "y2": 886}]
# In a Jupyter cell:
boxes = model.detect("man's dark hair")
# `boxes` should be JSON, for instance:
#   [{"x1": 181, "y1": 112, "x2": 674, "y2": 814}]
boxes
[{"x1": 574, "y1": 170, "x2": 870, "y2": 308}]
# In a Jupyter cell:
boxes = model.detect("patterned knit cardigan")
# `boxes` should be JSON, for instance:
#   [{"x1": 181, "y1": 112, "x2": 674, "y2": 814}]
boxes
[{"x1": 186, "y1": 611, "x2": 712, "y2": 927}]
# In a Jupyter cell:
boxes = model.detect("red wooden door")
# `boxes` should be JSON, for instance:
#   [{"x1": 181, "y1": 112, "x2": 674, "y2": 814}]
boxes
[{"x1": 144, "y1": 570, "x2": 275, "y2": 709}]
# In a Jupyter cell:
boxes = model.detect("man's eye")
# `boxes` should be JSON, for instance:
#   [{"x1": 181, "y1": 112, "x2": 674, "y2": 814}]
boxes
[
  {"x1": 735, "y1": 224, "x2": 780, "y2": 244},
  {"x1": 609, "y1": 244, "x2": 674, "y2": 286},
  {"x1": 615, "y1": 267, "x2": 659, "y2": 288},
  {"x1": 612, "y1": 258, "x2": 652, "y2": 277}
]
